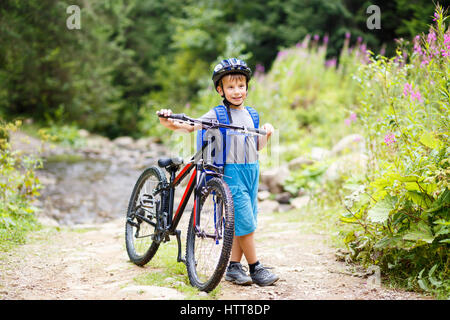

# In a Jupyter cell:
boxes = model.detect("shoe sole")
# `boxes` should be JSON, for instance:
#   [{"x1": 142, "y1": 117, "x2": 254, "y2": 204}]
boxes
[
  {"x1": 252, "y1": 276, "x2": 279, "y2": 287},
  {"x1": 225, "y1": 276, "x2": 253, "y2": 286}
]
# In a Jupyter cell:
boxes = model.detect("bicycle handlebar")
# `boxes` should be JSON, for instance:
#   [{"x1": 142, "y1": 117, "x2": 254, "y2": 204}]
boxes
[{"x1": 157, "y1": 112, "x2": 267, "y2": 136}]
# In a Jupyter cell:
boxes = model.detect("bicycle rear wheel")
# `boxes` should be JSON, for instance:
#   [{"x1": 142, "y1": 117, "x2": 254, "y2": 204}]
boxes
[
  {"x1": 125, "y1": 166, "x2": 167, "y2": 266},
  {"x1": 185, "y1": 177, "x2": 234, "y2": 292}
]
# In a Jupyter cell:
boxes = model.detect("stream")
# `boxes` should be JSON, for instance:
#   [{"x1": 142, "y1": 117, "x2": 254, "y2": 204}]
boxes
[{"x1": 37, "y1": 157, "x2": 143, "y2": 225}]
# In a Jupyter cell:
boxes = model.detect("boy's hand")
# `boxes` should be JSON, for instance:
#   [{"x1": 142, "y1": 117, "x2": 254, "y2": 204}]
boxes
[
  {"x1": 261, "y1": 123, "x2": 274, "y2": 138},
  {"x1": 156, "y1": 109, "x2": 175, "y2": 127}
]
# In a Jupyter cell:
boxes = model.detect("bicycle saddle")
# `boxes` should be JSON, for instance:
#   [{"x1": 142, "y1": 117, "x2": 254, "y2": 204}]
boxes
[{"x1": 158, "y1": 157, "x2": 184, "y2": 169}]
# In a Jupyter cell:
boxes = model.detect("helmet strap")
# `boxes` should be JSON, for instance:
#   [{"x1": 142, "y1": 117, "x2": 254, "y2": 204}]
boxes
[{"x1": 222, "y1": 98, "x2": 234, "y2": 123}]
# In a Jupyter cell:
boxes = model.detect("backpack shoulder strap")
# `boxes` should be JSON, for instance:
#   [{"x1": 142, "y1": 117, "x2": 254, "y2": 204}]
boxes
[
  {"x1": 213, "y1": 105, "x2": 230, "y2": 124},
  {"x1": 245, "y1": 106, "x2": 259, "y2": 128}
]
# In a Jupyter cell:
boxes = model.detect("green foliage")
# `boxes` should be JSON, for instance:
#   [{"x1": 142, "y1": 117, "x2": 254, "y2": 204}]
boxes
[
  {"x1": 0, "y1": 120, "x2": 42, "y2": 251},
  {"x1": 284, "y1": 161, "x2": 329, "y2": 195},
  {"x1": 1, "y1": 0, "x2": 443, "y2": 138},
  {"x1": 338, "y1": 5, "x2": 450, "y2": 298}
]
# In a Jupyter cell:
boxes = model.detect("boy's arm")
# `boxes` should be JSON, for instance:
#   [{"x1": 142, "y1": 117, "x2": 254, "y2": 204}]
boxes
[{"x1": 257, "y1": 123, "x2": 274, "y2": 151}]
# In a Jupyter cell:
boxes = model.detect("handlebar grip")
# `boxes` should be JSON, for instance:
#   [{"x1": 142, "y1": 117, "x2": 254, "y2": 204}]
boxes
[
  {"x1": 157, "y1": 112, "x2": 186, "y2": 120},
  {"x1": 169, "y1": 113, "x2": 186, "y2": 120},
  {"x1": 258, "y1": 129, "x2": 267, "y2": 136}
]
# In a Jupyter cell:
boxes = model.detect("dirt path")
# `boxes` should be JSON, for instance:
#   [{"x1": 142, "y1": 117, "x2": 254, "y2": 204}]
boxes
[
  {"x1": 1, "y1": 130, "x2": 430, "y2": 300},
  {"x1": 0, "y1": 211, "x2": 429, "y2": 300}
]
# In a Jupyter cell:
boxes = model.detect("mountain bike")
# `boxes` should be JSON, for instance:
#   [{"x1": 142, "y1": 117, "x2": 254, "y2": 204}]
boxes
[{"x1": 125, "y1": 112, "x2": 267, "y2": 292}]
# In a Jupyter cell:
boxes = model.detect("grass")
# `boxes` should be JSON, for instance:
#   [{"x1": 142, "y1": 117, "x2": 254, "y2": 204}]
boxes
[
  {"x1": 132, "y1": 241, "x2": 221, "y2": 300},
  {"x1": 264, "y1": 194, "x2": 352, "y2": 250}
]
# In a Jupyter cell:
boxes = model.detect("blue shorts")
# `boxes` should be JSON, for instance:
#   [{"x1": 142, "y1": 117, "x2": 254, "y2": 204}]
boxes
[{"x1": 223, "y1": 162, "x2": 259, "y2": 236}]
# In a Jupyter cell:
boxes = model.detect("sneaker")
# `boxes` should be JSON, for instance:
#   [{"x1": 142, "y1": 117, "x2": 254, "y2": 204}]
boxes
[
  {"x1": 225, "y1": 263, "x2": 253, "y2": 285},
  {"x1": 250, "y1": 263, "x2": 279, "y2": 286}
]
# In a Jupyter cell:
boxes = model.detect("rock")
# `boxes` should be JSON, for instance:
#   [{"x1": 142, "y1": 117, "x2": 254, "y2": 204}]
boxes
[
  {"x1": 257, "y1": 190, "x2": 271, "y2": 201},
  {"x1": 37, "y1": 215, "x2": 60, "y2": 227},
  {"x1": 275, "y1": 192, "x2": 292, "y2": 204},
  {"x1": 331, "y1": 134, "x2": 365, "y2": 156},
  {"x1": 288, "y1": 156, "x2": 315, "y2": 171},
  {"x1": 77, "y1": 129, "x2": 90, "y2": 138},
  {"x1": 85, "y1": 135, "x2": 112, "y2": 149},
  {"x1": 141, "y1": 151, "x2": 157, "y2": 159},
  {"x1": 259, "y1": 165, "x2": 290, "y2": 194},
  {"x1": 259, "y1": 200, "x2": 279, "y2": 213},
  {"x1": 278, "y1": 204, "x2": 294, "y2": 212},
  {"x1": 322, "y1": 153, "x2": 368, "y2": 182},
  {"x1": 120, "y1": 285, "x2": 185, "y2": 299},
  {"x1": 291, "y1": 196, "x2": 310, "y2": 209},
  {"x1": 113, "y1": 136, "x2": 134, "y2": 149},
  {"x1": 134, "y1": 137, "x2": 156, "y2": 151},
  {"x1": 310, "y1": 147, "x2": 331, "y2": 161}
]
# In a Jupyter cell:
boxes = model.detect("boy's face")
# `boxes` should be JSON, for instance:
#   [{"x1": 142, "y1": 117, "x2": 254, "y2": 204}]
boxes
[{"x1": 217, "y1": 74, "x2": 247, "y2": 107}]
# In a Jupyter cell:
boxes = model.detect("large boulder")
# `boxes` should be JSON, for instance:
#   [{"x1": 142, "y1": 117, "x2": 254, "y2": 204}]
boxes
[
  {"x1": 291, "y1": 195, "x2": 310, "y2": 209},
  {"x1": 323, "y1": 153, "x2": 368, "y2": 182},
  {"x1": 310, "y1": 147, "x2": 331, "y2": 161},
  {"x1": 331, "y1": 134, "x2": 365, "y2": 156},
  {"x1": 259, "y1": 165, "x2": 290, "y2": 194},
  {"x1": 113, "y1": 136, "x2": 135, "y2": 149},
  {"x1": 258, "y1": 199, "x2": 280, "y2": 213},
  {"x1": 288, "y1": 156, "x2": 315, "y2": 171}
]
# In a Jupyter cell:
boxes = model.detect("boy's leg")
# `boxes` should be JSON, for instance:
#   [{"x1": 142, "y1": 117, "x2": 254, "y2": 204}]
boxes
[
  {"x1": 230, "y1": 235, "x2": 244, "y2": 262},
  {"x1": 234, "y1": 232, "x2": 279, "y2": 287},
  {"x1": 225, "y1": 234, "x2": 253, "y2": 285},
  {"x1": 233, "y1": 233, "x2": 257, "y2": 264}
]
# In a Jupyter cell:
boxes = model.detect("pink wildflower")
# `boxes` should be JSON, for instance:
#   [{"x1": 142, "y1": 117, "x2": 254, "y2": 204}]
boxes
[
  {"x1": 427, "y1": 31, "x2": 437, "y2": 44},
  {"x1": 255, "y1": 64, "x2": 265, "y2": 73},
  {"x1": 411, "y1": 90, "x2": 423, "y2": 102},
  {"x1": 413, "y1": 35, "x2": 423, "y2": 55},
  {"x1": 344, "y1": 113, "x2": 357, "y2": 126},
  {"x1": 325, "y1": 58, "x2": 336, "y2": 68},
  {"x1": 403, "y1": 83, "x2": 413, "y2": 97},
  {"x1": 421, "y1": 58, "x2": 430, "y2": 66},
  {"x1": 277, "y1": 50, "x2": 288, "y2": 59},
  {"x1": 384, "y1": 133, "x2": 396, "y2": 146},
  {"x1": 403, "y1": 82, "x2": 423, "y2": 102},
  {"x1": 444, "y1": 34, "x2": 450, "y2": 45},
  {"x1": 433, "y1": 12, "x2": 439, "y2": 22}
]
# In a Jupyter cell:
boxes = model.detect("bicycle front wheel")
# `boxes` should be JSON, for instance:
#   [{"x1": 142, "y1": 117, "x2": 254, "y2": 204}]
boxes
[
  {"x1": 186, "y1": 177, "x2": 234, "y2": 292},
  {"x1": 125, "y1": 166, "x2": 167, "y2": 266}
]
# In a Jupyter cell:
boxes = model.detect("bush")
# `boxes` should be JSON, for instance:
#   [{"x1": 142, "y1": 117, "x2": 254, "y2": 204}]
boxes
[
  {"x1": 339, "y1": 5, "x2": 449, "y2": 298},
  {"x1": 0, "y1": 120, "x2": 42, "y2": 251}
]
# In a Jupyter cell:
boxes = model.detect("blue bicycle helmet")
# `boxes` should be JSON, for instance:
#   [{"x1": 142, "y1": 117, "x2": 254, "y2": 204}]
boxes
[{"x1": 212, "y1": 58, "x2": 252, "y2": 92}]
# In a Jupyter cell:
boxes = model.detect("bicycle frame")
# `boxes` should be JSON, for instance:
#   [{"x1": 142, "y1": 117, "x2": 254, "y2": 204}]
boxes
[
  {"x1": 138, "y1": 137, "x2": 221, "y2": 263},
  {"x1": 144, "y1": 113, "x2": 266, "y2": 263}
]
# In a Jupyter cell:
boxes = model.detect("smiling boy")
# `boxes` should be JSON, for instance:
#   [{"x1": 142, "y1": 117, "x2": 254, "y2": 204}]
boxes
[{"x1": 158, "y1": 58, "x2": 279, "y2": 286}]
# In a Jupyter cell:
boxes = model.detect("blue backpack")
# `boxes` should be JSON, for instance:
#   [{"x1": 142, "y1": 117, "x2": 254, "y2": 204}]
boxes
[{"x1": 196, "y1": 105, "x2": 259, "y2": 176}]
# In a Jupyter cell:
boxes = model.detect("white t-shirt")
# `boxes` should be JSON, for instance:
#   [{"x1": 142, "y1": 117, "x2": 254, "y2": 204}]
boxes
[{"x1": 198, "y1": 106, "x2": 258, "y2": 164}]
